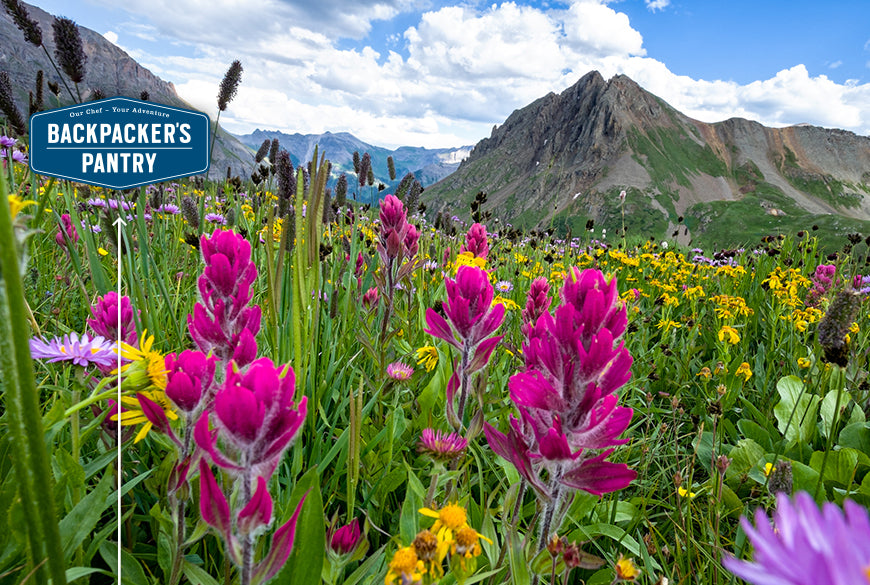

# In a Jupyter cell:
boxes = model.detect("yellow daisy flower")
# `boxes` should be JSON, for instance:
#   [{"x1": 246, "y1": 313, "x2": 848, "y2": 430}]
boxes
[
  {"x1": 797, "y1": 357, "x2": 811, "y2": 369},
  {"x1": 115, "y1": 331, "x2": 168, "y2": 391},
  {"x1": 735, "y1": 362, "x2": 752, "y2": 381},
  {"x1": 614, "y1": 555, "x2": 640, "y2": 581},
  {"x1": 419, "y1": 503, "x2": 468, "y2": 545},
  {"x1": 415, "y1": 346, "x2": 439, "y2": 372},
  {"x1": 385, "y1": 546, "x2": 426, "y2": 585},
  {"x1": 8, "y1": 194, "x2": 35, "y2": 219},
  {"x1": 718, "y1": 325, "x2": 740, "y2": 345}
]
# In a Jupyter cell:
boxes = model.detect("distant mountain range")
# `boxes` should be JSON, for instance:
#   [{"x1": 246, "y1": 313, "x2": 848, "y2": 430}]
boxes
[
  {"x1": 0, "y1": 1, "x2": 254, "y2": 179},
  {"x1": 425, "y1": 71, "x2": 870, "y2": 250},
  {"x1": 236, "y1": 129, "x2": 471, "y2": 201}
]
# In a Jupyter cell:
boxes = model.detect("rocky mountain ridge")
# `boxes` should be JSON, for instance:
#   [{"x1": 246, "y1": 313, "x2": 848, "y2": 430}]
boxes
[
  {"x1": 425, "y1": 71, "x2": 870, "y2": 249},
  {"x1": 0, "y1": 1, "x2": 254, "y2": 179}
]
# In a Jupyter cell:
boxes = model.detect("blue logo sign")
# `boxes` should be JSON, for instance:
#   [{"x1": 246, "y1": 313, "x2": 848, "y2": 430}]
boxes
[{"x1": 29, "y1": 97, "x2": 210, "y2": 189}]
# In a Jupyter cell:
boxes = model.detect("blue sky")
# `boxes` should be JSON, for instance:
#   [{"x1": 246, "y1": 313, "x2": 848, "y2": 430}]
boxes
[{"x1": 28, "y1": 0, "x2": 870, "y2": 148}]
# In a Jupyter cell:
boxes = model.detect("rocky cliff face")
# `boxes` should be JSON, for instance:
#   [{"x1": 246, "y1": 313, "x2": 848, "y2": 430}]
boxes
[
  {"x1": 0, "y1": 2, "x2": 253, "y2": 179},
  {"x1": 425, "y1": 71, "x2": 870, "y2": 249}
]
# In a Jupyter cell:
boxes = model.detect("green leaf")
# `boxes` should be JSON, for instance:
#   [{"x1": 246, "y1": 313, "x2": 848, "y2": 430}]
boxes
[
  {"x1": 773, "y1": 375, "x2": 820, "y2": 444},
  {"x1": 820, "y1": 388, "x2": 852, "y2": 439},
  {"x1": 507, "y1": 531, "x2": 530, "y2": 585},
  {"x1": 342, "y1": 543, "x2": 386, "y2": 585},
  {"x1": 182, "y1": 560, "x2": 221, "y2": 585},
  {"x1": 400, "y1": 469, "x2": 423, "y2": 544},
  {"x1": 157, "y1": 529, "x2": 173, "y2": 579},
  {"x1": 737, "y1": 419, "x2": 774, "y2": 452},
  {"x1": 99, "y1": 541, "x2": 151, "y2": 585},
  {"x1": 791, "y1": 460, "x2": 821, "y2": 494},
  {"x1": 809, "y1": 448, "x2": 859, "y2": 486},
  {"x1": 59, "y1": 470, "x2": 114, "y2": 560},
  {"x1": 274, "y1": 468, "x2": 326, "y2": 585},
  {"x1": 725, "y1": 439, "x2": 765, "y2": 483},
  {"x1": 839, "y1": 422, "x2": 870, "y2": 457},
  {"x1": 66, "y1": 566, "x2": 111, "y2": 582}
]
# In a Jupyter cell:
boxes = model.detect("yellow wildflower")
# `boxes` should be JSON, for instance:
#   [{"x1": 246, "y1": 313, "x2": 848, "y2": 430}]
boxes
[
  {"x1": 419, "y1": 503, "x2": 468, "y2": 545},
  {"x1": 795, "y1": 320, "x2": 808, "y2": 333},
  {"x1": 697, "y1": 367, "x2": 712, "y2": 380},
  {"x1": 492, "y1": 296, "x2": 519, "y2": 310},
  {"x1": 763, "y1": 463, "x2": 776, "y2": 477},
  {"x1": 385, "y1": 546, "x2": 426, "y2": 585},
  {"x1": 850, "y1": 322, "x2": 860, "y2": 334},
  {"x1": 454, "y1": 251, "x2": 486, "y2": 273},
  {"x1": 8, "y1": 194, "x2": 35, "y2": 219},
  {"x1": 718, "y1": 325, "x2": 740, "y2": 345},
  {"x1": 797, "y1": 357, "x2": 811, "y2": 369},
  {"x1": 678, "y1": 487, "x2": 697, "y2": 499},
  {"x1": 614, "y1": 555, "x2": 640, "y2": 581},
  {"x1": 450, "y1": 525, "x2": 491, "y2": 572},
  {"x1": 656, "y1": 319, "x2": 681, "y2": 332},
  {"x1": 98, "y1": 247, "x2": 109, "y2": 256},
  {"x1": 735, "y1": 362, "x2": 752, "y2": 381},
  {"x1": 416, "y1": 346, "x2": 439, "y2": 372}
]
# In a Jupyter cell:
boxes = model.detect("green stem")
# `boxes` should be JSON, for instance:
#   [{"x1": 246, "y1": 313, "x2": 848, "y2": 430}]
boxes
[{"x1": 0, "y1": 162, "x2": 67, "y2": 584}]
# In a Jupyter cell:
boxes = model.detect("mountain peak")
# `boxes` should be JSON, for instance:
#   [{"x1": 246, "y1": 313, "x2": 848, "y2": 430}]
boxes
[{"x1": 425, "y1": 70, "x2": 870, "y2": 250}]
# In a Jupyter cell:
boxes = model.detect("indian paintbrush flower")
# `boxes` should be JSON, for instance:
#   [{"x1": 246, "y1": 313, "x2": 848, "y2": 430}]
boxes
[
  {"x1": 87, "y1": 291, "x2": 139, "y2": 346},
  {"x1": 164, "y1": 349, "x2": 218, "y2": 414},
  {"x1": 425, "y1": 264, "x2": 504, "y2": 426},
  {"x1": 328, "y1": 518, "x2": 362, "y2": 556},
  {"x1": 55, "y1": 213, "x2": 79, "y2": 249},
  {"x1": 195, "y1": 357, "x2": 307, "y2": 481},
  {"x1": 460, "y1": 223, "x2": 489, "y2": 260}
]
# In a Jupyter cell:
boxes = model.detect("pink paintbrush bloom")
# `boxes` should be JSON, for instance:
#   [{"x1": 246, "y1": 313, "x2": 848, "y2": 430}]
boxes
[
  {"x1": 460, "y1": 223, "x2": 489, "y2": 259},
  {"x1": 521, "y1": 277, "x2": 551, "y2": 329},
  {"x1": 425, "y1": 265, "x2": 504, "y2": 352},
  {"x1": 88, "y1": 292, "x2": 139, "y2": 346},
  {"x1": 328, "y1": 518, "x2": 362, "y2": 556},
  {"x1": 199, "y1": 459, "x2": 234, "y2": 548},
  {"x1": 251, "y1": 494, "x2": 307, "y2": 585},
  {"x1": 486, "y1": 267, "x2": 636, "y2": 502},
  {"x1": 236, "y1": 475, "x2": 274, "y2": 536},
  {"x1": 195, "y1": 357, "x2": 307, "y2": 480},
  {"x1": 378, "y1": 194, "x2": 410, "y2": 262},
  {"x1": 164, "y1": 350, "x2": 218, "y2": 413},
  {"x1": 55, "y1": 213, "x2": 79, "y2": 249},
  {"x1": 188, "y1": 229, "x2": 261, "y2": 365},
  {"x1": 362, "y1": 287, "x2": 379, "y2": 311}
]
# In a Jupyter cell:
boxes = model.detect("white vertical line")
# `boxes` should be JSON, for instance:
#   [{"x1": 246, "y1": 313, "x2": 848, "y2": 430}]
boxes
[{"x1": 114, "y1": 216, "x2": 126, "y2": 585}]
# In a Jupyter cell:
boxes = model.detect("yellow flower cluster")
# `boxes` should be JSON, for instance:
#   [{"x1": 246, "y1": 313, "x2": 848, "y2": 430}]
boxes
[
  {"x1": 710, "y1": 295, "x2": 754, "y2": 319},
  {"x1": 386, "y1": 503, "x2": 491, "y2": 585}
]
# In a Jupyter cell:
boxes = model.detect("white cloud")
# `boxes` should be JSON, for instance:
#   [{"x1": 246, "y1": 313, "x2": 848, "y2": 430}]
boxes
[
  {"x1": 102, "y1": 30, "x2": 119, "y2": 45},
  {"x1": 644, "y1": 0, "x2": 670, "y2": 12},
  {"x1": 829, "y1": 60, "x2": 843, "y2": 69},
  {"x1": 82, "y1": 0, "x2": 870, "y2": 147}
]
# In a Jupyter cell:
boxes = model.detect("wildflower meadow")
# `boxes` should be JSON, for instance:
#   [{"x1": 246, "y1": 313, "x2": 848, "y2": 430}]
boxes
[{"x1": 3, "y1": 59, "x2": 870, "y2": 585}]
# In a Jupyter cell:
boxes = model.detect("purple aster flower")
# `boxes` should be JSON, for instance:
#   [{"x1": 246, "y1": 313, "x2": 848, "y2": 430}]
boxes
[
  {"x1": 30, "y1": 333, "x2": 117, "y2": 367},
  {"x1": 205, "y1": 213, "x2": 226, "y2": 225},
  {"x1": 2, "y1": 149, "x2": 28, "y2": 164},
  {"x1": 87, "y1": 198, "x2": 107, "y2": 208},
  {"x1": 0, "y1": 136, "x2": 16, "y2": 148},
  {"x1": 386, "y1": 362, "x2": 414, "y2": 381},
  {"x1": 156, "y1": 203, "x2": 181, "y2": 215},
  {"x1": 495, "y1": 280, "x2": 514, "y2": 294},
  {"x1": 107, "y1": 199, "x2": 131, "y2": 211},
  {"x1": 418, "y1": 428, "x2": 468, "y2": 462},
  {"x1": 723, "y1": 491, "x2": 870, "y2": 585}
]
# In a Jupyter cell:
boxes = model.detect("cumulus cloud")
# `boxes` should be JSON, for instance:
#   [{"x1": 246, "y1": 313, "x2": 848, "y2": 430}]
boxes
[
  {"x1": 86, "y1": 0, "x2": 870, "y2": 147},
  {"x1": 102, "y1": 30, "x2": 119, "y2": 45}
]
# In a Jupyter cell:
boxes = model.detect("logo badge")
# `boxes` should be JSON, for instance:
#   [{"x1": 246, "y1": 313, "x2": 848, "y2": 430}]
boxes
[{"x1": 29, "y1": 97, "x2": 210, "y2": 189}]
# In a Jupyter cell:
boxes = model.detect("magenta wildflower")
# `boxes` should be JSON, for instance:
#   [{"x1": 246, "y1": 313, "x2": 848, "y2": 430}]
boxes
[
  {"x1": 387, "y1": 361, "x2": 414, "y2": 380},
  {"x1": 460, "y1": 222, "x2": 489, "y2": 259},
  {"x1": 87, "y1": 292, "x2": 139, "y2": 346},
  {"x1": 195, "y1": 357, "x2": 307, "y2": 480},
  {"x1": 425, "y1": 264, "x2": 504, "y2": 426},
  {"x1": 362, "y1": 287, "x2": 379, "y2": 311},
  {"x1": 55, "y1": 213, "x2": 79, "y2": 249},
  {"x1": 236, "y1": 475, "x2": 274, "y2": 536},
  {"x1": 164, "y1": 349, "x2": 218, "y2": 413},
  {"x1": 522, "y1": 277, "x2": 551, "y2": 332},
  {"x1": 806, "y1": 264, "x2": 837, "y2": 307},
  {"x1": 30, "y1": 333, "x2": 117, "y2": 368},
  {"x1": 188, "y1": 229, "x2": 261, "y2": 366},
  {"x1": 378, "y1": 194, "x2": 410, "y2": 262},
  {"x1": 722, "y1": 491, "x2": 870, "y2": 585},
  {"x1": 485, "y1": 268, "x2": 635, "y2": 543},
  {"x1": 328, "y1": 518, "x2": 362, "y2": 556},
  {"x1": 199, "y1": 459, "x2": 233, "y2": 542},
  {"x1": 418, "y1": 428, "x2": 468, "y2": 462}
]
